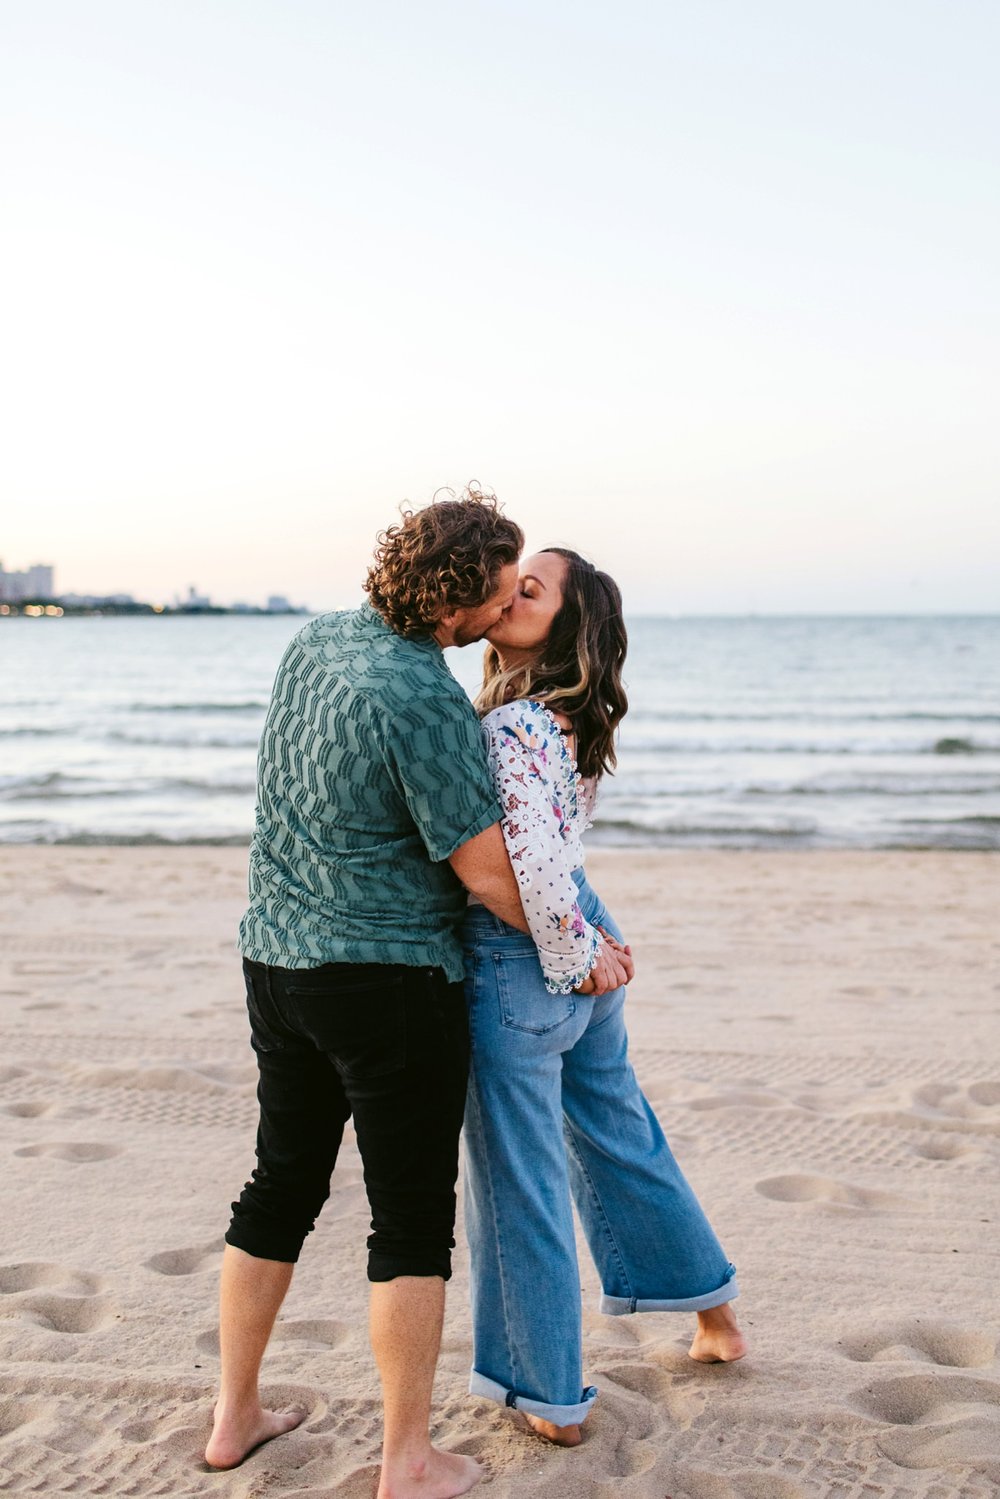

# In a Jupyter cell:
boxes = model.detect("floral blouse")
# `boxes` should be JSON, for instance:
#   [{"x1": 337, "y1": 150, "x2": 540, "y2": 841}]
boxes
[{"x1": 480, "y1": 698, "x2": 602, "y2": 994}]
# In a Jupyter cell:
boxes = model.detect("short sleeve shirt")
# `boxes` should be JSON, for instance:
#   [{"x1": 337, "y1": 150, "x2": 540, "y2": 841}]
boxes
[{"x1": 239, "y1": 604, "x2": 502, "y2": 981}]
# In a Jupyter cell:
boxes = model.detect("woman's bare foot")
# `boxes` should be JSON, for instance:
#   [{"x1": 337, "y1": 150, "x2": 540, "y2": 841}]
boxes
[
  {"x1": 204, "y1": 1402, "x2": 304, "y2": 1469},
  {"x1": 688, "y1": 1302, "x2": 748, "y2": 1364},
  {"x1": 376, "y1": 1447, "x2": 482, "y2": 1498},
  {"x1": 523, "y1": 1413, "x2": 583, "y2": 1446}
]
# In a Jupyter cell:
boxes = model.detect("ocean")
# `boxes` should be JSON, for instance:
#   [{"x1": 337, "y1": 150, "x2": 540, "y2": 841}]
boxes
[{"x1": 1, "y1": 614, "x2": 998, "y2": 849}]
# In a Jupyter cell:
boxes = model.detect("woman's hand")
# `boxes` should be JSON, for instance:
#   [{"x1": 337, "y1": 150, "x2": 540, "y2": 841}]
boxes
[
  {"x1": 599, "y1": 928, "x2": 635, "y2": 984},
  {"x1": 576, "y1": 932, "x2": 634, "y2": 995}
]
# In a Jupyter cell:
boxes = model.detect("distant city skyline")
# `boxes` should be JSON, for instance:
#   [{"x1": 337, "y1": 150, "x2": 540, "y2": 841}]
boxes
[
  {"x1": 2, "y1": 552, "x2": 997, "y2": 618},
  {"x1": 0, "y1": 558, "x2": 303, "y2": 612},
  {"x1": 3, "y1": 3, "x2": 998, "y2": 614}
]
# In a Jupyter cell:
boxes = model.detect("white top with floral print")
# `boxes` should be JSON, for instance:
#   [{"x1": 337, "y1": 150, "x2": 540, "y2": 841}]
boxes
[{"x1": 479, "y1": 698, "x2": 602, "y2": 995}]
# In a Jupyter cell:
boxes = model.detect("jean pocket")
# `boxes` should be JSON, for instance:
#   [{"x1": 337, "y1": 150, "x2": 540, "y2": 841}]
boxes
[
  {"x1": 284, "y1": 963, "x2": 406, "y2": 997},
  {"x1": 492, "y1": 949, "x2": 576, "y2": 1035},
  {"x1": 285, "y1": 976, "x2": 408, "y2": 1079},
  {"x1": 244, "y1": 971, "x2": 286, "y2": 1055}
]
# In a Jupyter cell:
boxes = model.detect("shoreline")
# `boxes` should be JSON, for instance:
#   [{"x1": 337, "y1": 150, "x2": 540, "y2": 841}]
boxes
[{"x1": 4, "y1": 838, "x2": 999, "y2": 851}]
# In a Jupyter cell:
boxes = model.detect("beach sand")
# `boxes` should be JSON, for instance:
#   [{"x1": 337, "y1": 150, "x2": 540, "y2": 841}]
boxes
[{"x1": 1, "y1": 847, "x2": 998, "y2": 1498}]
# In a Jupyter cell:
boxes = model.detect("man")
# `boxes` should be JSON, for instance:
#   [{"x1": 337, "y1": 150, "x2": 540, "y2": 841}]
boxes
[{"x1": 205, "y1": 491, "x2": 630, "y2": 1499}]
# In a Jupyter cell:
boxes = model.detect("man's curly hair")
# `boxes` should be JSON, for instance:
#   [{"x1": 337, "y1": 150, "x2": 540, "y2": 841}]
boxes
[{"x1": 364, "y1": 487, "x2": 524, "y2": 637}]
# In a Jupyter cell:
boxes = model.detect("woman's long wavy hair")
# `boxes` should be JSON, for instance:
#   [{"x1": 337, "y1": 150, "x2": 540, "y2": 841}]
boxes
[{"x1": 475, "y1": 548, "x2": 628, "y2": 779}]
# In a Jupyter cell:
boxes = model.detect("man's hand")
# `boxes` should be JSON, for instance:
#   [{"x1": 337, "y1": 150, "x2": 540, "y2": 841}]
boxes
[{"x1": 575, "y1": 932, "x2": 633, "y2": 996}]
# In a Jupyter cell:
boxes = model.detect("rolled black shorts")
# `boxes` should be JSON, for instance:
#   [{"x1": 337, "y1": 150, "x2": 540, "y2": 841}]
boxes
[{"x1": 226, "y1": 956, "x2": 469, "y2": 1281}]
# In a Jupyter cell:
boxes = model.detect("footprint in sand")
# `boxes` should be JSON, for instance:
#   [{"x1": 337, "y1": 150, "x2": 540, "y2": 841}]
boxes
[
  {"x1": 0, "y1": 1261, "x2": 116, "y2": 1335},
  {"x1": 754, "y1": 1173, "x2": 911, "y2": 1209},
  {"x1": 3, "y1": 1100, "x2": 55, "y2": 1119},
  {"x1": 14, "y1": 1141, "x2": 124, "y2": 1162},
  {"x1": 196, "y1": 1318, "x2": 351, "y2": 1357},
  {"x1": 851, "y1": 1373, "x2": 1000, "y2": 1477},
  {"x1": 674, "y1": 1467, "x2": 807, "y2": 1498},
  {"x1": 0, "y1": 1397, "x2": 103, "y2": 1455},
  {"x1": 593, "y1": 1359, "x2": 703, "y2": 1433},
  {"x1": 21, "y1": 1000, "x2": 95, "y2": 1012},
  {"x1": 911, "y1": 1082, "x2": 1000, "y2": 1123},
  {"x1": 840, "y1": 1319, "x2": 995, "y2": 1368},
  {"x1": 910, "y1": 1135, "x2": 984, "y2": 1162},
  {"x1": 144, "y1": 1237, "x2": 225, "y2": 1276},
  {"x1": 687, "y1": 1088, "x2": 791, "y2": 1112},
  {"x1": 12, "y1": 962, "x2": 87, "y2": 977},
  {"x1": 0, "y1": 1262, "x2": 104, "y2": 1296},
  {"x1": 12, "y1": 1292, "x2": 117, "y2": 1334},
  {"x1": 3, "y1": 1099, "x2": 96, "y2": 1121},
  {"x1": 71, "y1": 1062, "x2": 250, "y2": 1094},
  {"x1": 0, "y1": 1379, "x2": 259, "y2": 1491}
]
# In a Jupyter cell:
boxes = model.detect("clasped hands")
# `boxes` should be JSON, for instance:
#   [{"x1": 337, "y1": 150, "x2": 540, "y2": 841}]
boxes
[{"x1": 575, "y1": 928, "x2": 634, "y2": 996}]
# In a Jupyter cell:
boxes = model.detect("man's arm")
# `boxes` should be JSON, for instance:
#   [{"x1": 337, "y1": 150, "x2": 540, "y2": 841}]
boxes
[
  {"x1": 448, "y1": 823, "x2": 632, "y2": 995},
  {"x1": 448, "y1": 822, "x2": 529, "y2": 933}
]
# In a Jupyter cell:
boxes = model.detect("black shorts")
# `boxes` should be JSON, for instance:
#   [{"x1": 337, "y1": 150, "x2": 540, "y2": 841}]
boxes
[{"x1": 226, "y1": 957, "x2": 469, "y2": 1281}]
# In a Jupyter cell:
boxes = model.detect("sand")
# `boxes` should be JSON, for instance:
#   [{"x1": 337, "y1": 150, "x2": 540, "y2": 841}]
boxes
[{"x1": 1, "y1": 847, "x2": 998, "y2": 1498}]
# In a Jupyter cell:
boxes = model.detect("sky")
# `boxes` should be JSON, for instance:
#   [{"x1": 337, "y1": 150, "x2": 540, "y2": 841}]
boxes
[{"x1": 2, "y1": 0, "x2": 998, "y2": 614}]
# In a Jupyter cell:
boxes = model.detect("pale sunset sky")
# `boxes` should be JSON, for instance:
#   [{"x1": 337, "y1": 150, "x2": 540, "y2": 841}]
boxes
[{"x1": 2, "y1": 0, "x2": 997, "y2": 613}]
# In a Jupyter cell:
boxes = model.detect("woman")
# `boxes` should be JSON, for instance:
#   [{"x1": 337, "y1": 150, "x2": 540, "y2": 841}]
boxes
[{"x1": 462, "y1": 548, "x2": 746, "y2": 1446}]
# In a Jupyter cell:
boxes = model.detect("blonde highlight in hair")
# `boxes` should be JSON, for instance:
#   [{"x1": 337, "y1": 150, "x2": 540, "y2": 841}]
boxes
[{"x1": 475, "y1": 548, "x2": 628, "y2": 779}]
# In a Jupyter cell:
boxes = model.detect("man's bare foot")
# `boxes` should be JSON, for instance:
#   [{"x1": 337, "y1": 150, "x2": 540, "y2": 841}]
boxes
[
  {"x1": 204, "y1": 1402, "x2": 304, "y2": 1470},
  {"x1": 376, "y1": 1447, "x2": 482, "y2": 1499},
  {"x1": 688, "y1": 1302, "x2": 748, "y2": 1364},
  {"x1": 523, "y1": 1413, "x2": 583, "y2": 1446}
]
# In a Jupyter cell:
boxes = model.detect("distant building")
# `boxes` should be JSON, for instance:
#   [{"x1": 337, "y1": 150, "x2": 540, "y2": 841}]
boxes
[
  {"x1": 60, "y1": 592, "x2": 136, "y2": 607},
  {"x1": 182, "y1": 585, "x2": 213, "y2": 610},
  {"x1": 267, "y1": 594, "x2": 293, "y2": 612},
  {"x1": 0, "y1": 560, "x2": 55, "y2": 601}
]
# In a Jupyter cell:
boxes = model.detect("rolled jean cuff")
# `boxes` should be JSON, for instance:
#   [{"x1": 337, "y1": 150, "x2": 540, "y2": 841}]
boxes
[
  {"x1": 600, "y1": 1265, "x2": 739, "y2": 1317},
  {"x1": 469, "y1": 1370, "x2": 598, "y2": 1427}
]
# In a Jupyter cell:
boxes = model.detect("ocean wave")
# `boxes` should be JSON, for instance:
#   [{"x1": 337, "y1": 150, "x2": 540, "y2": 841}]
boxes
[
  {"x1": 589, "y1": 818, "x2": 821, "y2": 846},
  {"x1": 47, "y1": 831, "x2": 252, "y2": 847},
  {"x1": 627, "y1": 708, "x2": 1000, "y2": 724},
  {"x1": 932, "y1": 737, "x2": 981, "y2": 755},
  {"x1": 127, "y1": 700, "x2": 268, "y2": 714},
  {"x1": 0, "y1": 727, "x2": 61, "y2": 737},
  {"x1": 588, "y1": 814, "x2": 1000, "y2": 850},
  {"x1": 593, "y1": 812, "x2": 819, "y2": 837},
  {"x1": 618, "y1": 736, "x2": 1000, "y2": 756},
  {"x1": 745, "y1": 779, "x2": 1000, "y2": 797},
  {"x1": 0, "y1": 773, "x2": 127, "y2": 802},
  {"x1": 901, "y1": 814, "x2": 1000, "y2": 828},
  {"x1": 106, "y1": 730, "x2": 262, "y2": 749},
  {"x1": 0, "y1": 772, "x2": 255, "y2": 802}
]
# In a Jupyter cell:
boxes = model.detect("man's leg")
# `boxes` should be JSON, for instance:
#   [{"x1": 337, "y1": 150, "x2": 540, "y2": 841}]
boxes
[
  {"x1": 370, "y1": 1276, "x2": 480, "y2": 1499},
  {"x1": 345, "y1": 969, "x2": 478, "y2": 1499},
  {"x1": 204, "y1": 1247, "x2": 302, "y2": 1469},
  {"x1": 205, "y1": 959, "x2": 350, "y2": 1467}
]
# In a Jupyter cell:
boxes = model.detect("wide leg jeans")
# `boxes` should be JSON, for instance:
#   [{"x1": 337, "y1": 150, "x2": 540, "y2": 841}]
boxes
[{"x1": 462, "y1": 872, "x2": 738, "y2": 1425}]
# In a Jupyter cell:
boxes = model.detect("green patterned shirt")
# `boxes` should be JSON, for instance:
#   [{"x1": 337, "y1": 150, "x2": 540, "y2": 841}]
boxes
[{"x1": 239, "y1": 604, "x2": 501, "y2": 981}]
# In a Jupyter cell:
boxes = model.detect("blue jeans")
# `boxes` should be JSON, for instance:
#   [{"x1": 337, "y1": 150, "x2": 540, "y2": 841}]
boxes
[{"x1": 462, "y1": 871, "x2": 738, "y2": 1426}]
